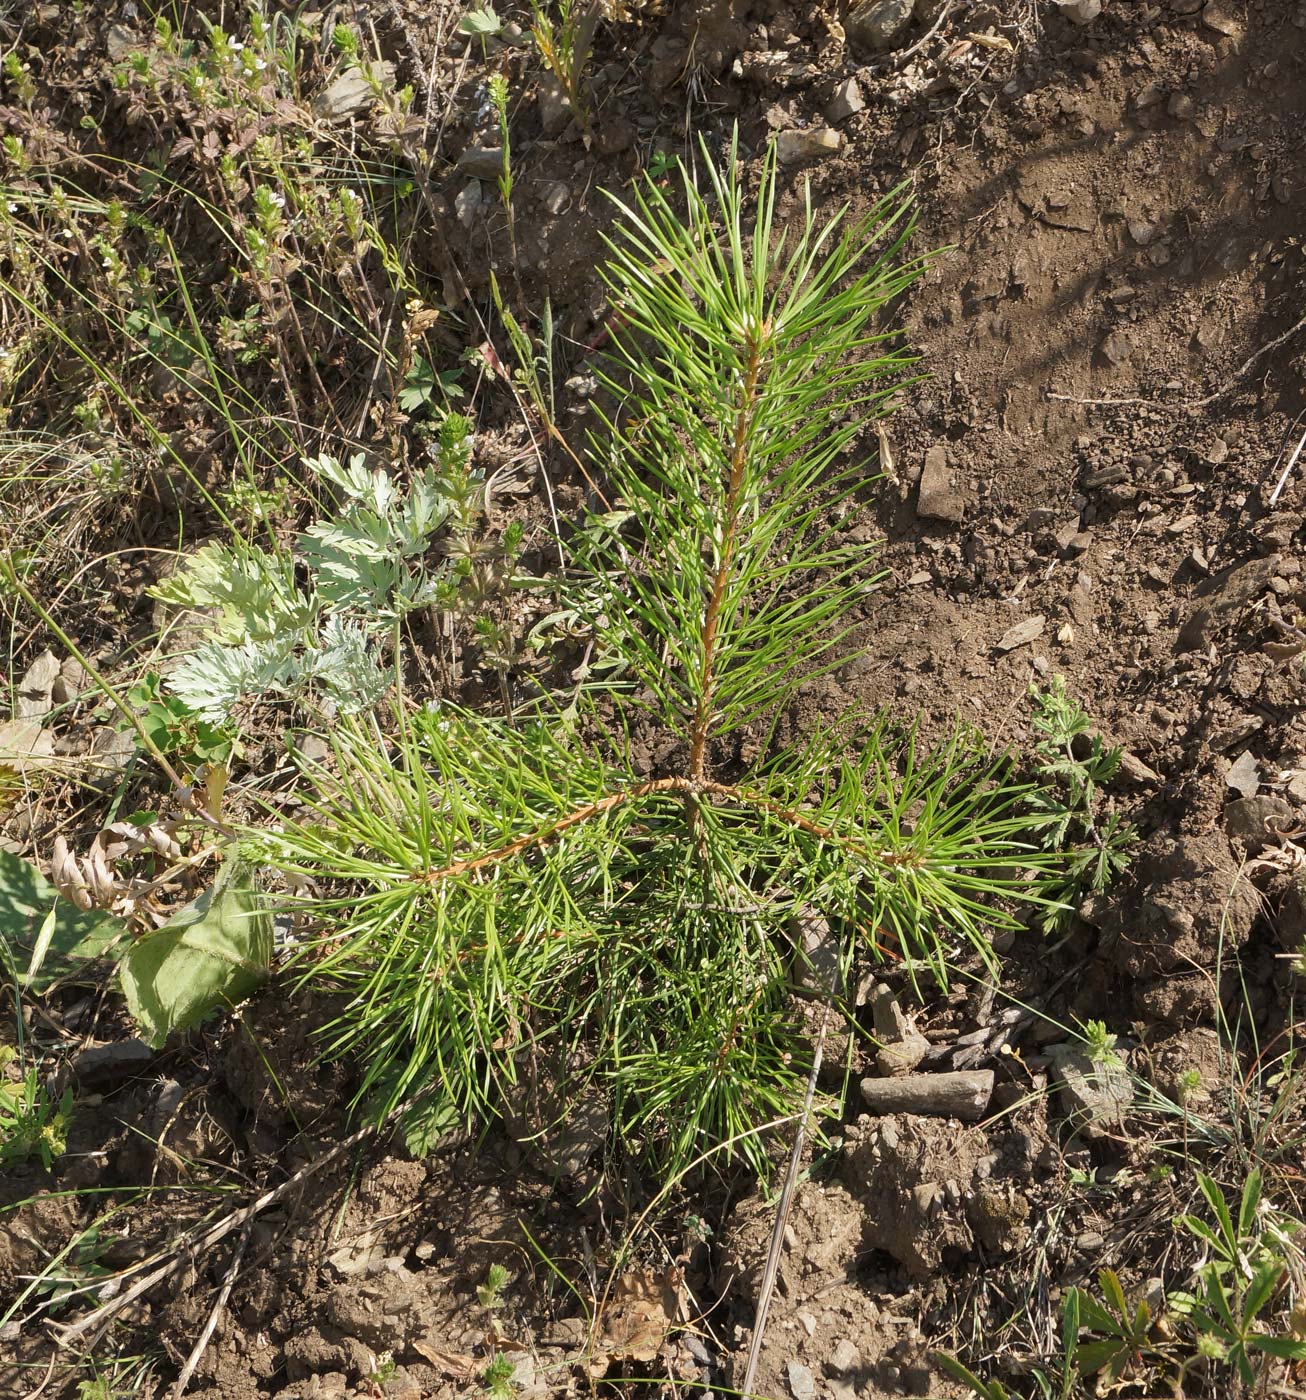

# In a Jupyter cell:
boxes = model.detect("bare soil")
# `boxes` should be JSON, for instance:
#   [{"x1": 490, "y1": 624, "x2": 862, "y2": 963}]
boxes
[{"x1": 3, "y1": 0, "x2": 1305, "y2": 1397}]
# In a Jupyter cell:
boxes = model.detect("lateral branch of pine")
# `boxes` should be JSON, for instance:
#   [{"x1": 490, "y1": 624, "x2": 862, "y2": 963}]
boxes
[{"x1": 411, "y1": 776, "x2": 923, "y2": 885}]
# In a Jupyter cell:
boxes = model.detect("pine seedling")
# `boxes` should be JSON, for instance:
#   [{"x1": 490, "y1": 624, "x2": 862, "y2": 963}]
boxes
[{"x1": 260, "y1": 135, "x2": 1058, "y2": 1179}]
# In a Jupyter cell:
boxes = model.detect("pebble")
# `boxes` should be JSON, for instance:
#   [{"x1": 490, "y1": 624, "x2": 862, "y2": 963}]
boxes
[
  {"x1": 1168, "y1": 92, "x2": 1195, "y2": 119},
  {"x1": 1224, "y1": 795, "x2": 1293, "y2": 852},
  {"x1": 828, "y1": 1340, "x2": 860, "y2": 1374},
  {"x1": 917, "y1": 445, "x2": 964, "y2": 523},
  {"x1": 1287, "y1": 771, "x2": 1306, "y2": 805},
  {"x1": 1100, "y1": 330, "x2": 1133, "y2": 365},
  {"x1": 825, "y1": 77, "x2": 866, "y2": 124},
  {"x1": 457, "y1": 145, "x2": 505, "y2": 179},
  {"x1": 846, "y1": 0, "x2": 915, "y2": 52},
  {"x1": 454, "y1": 180, "x2": 481, "y2": 229},
  {"x1": 1054, "y1": 0, "x2": 1102, "y2": 22},
  {"x1": 776, "y1": 127, "x2": 842, "y2": 163},
  {"x1": 1225, "y1": 750, "x2": 1259, "y2": 799},
  {"x1": 542, "y1": 180, "x2": 570, "y2": 216},
  {"x1": 996, "y1": 615, "x2": 1046, "y2": 652},
  {"x1": 537, "y1": 76, "x2": 571, "y2": 136},
  {"x1": 1203, "y1": 3, "x2": 1243, "y2": 36},
  {"x1": 787, "y1": 1360, "x2": 816, "y2": 1400}
]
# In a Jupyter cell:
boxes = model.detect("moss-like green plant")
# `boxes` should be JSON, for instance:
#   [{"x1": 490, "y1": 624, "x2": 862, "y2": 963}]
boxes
[{"x1": 258, "y1": 135, "x2": 1055, "y2": 1177}]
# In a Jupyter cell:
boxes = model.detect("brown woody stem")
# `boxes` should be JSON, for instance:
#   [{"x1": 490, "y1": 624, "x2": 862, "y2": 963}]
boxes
[
  {"x1": 688, "y1": 326, "x2": 767, "y2": 780},
  {"x1": 413, "y1": 775, "x2": 918, "y2": 886}
]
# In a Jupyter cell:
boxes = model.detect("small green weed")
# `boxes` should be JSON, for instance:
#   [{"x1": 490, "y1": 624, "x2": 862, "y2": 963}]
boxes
[
  {"x1": 529, "y1": 0, "x2": 600, "y2": 128},
  {"x1": 478, "y1": 1262, "x2": 510, "y2": 1309},
  {"x1": 482, "y1": 1353, "x2": 517, "y2": 1400},
  {"x1": 126, "y1": 673, "x2": 236, "y2": 773},
  {"x1": 1027, "y1": 676, "x2": 1135, "y2": 930},
  {"x1": 0, "y1": 1049, "x2": 73, "y2": 1170}
]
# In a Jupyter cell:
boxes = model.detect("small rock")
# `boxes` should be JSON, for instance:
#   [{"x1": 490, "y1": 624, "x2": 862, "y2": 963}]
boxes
[
  {"x1": 859, "y1": 1070, "x2": 994, "y2": 1121},
  {"x1": 825, "y1": 77, "x2": 865, "y2": 124},
  {"x1": 846, "y1": 0, "x2": 915, "y2": 52},
  {"x1": 454, "y1": 180, "x2": 482, "y2": 229},
  {"x1": 1224, "y1": 795, "x2": 1293, "y2": 853},
  {"x1": 1083, "y1": 464, "x2": 1128, "y2": 489},
  {"x1": 457, "y1": 144, "x2": 505, "y2": 179},
  {"x1": 106, "y1": 24, "x2": 141, "y2": 60},
  {"x1": 1117, "y1": 751, "x2": 1160, "y2": 785},
  {"x1": 1135, "y1": 81, "x2": 1166, "y2": 108},
  {"x1": 776, "y1": 127, "x2": 842, "y2": 164},
  {"x1": 0, "y1": 719, "x2": 56, "y2": 774},
  {"x1": 1170, "y1": 0, "x2": 1203, "y2": 13},
  {"x1": 1125, "y1": 221, "x2": 1159, "y2": 249},
  {"x1": 1204, "y1": 437, "x2": 1229, "y2": 464},
  {"x1": 1176, "y1": 555, "x2": 1282, "y2": 651},
  {"x1": 869, "y1": 985, "x2": 930, "y2": 1076},
  {"x1": 827, "y1": 1340, "x2": 860, "y2": 1375},
  {"x1": 1047, "y1": 1043, "x2": 1132, "y2": 1136},
  {"x1": 598, "y1": 118, "x2": 635, "y2": 156},
  {"x1": 1168, "y1": 92, "x2": 1195, "y2": 119},
  {"x1": 1202, "y1": 3, "x2": 1243, "y2": 36},
  {"x1": 917, "y1": 445, "x2": 964, "y2": 523},
  {"x1": 72, "y1": 1039, "x2": 155, "y2": 1086},
  {"x1": 1099, "y1": 330, "x2": 1133, "y2": 366},
  {"x1": 1225, "y1": 751, "x2": 1259, "y2": 799},
  {"x1": 17, "y1": 650, "x2": 60, "y2": 719},
  {"x1": 537, "y1": 76, "x2": 571, "y2": 136},
  {"x1": 787, "y1": 1360, "x2": 817, "y2": 1400},
  {"x1": 996, "y1": 615, "x2": 1046, "y2": 653},
  {"x1": 1054, "y1": 0, "x2": 1102, "y2": 23},
  {"x1": 314, "y1": 63, "x2": 395, "y2": 121},
  {"x1": 52, "y1": 656, "x2": 91, "y2": 706},
  {"x1": 542, "y1": 180, "x2": 570, "y2": 216},
  {"x1": 1287, "y1": 771, "x2": 1306, "y2": 805}
]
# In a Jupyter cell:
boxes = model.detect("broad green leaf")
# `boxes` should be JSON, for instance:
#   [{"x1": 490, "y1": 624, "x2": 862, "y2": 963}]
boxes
[
  {"x1": 458, "y1": 6, "x2": 502, "y2": 37},
  {"x1": 119, "y1": 858, "x2": 272, "y2": 1047},
  {"x1": 150, "y1": 542, "x2": 306, "y2": 644},
  {"x1": 0, "y1": 849, "x2": 126, "y2": 991}
]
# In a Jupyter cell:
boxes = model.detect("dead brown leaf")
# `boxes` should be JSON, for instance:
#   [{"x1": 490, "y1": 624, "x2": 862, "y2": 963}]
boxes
[{"x1": 588, "y1": 1265, "x2": 685, "y2": 1375}]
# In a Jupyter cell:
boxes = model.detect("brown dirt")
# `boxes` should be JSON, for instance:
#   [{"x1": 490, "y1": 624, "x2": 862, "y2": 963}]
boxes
[{"x1": 3, "y1": 0, "x2": 1306, "y2": 1397}]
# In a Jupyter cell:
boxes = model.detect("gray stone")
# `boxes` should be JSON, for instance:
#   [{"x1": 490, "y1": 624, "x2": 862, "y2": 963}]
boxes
[
  {"x1": 542, "y1": 181, "x2": 570, "y2": 216},
  {"x1": 847, "y1": 0, "x2": 915, "y2": 53},
  {"x1": 72, "y1": 1039, "x2": 155, "y2": 1086},
  {"x1": 1053, "y1": 0, "x2": 1102, "y2": 23},
  {"x1": 995, "y1": 615, "x2": 1046, "y2": 653},
  {"x1": 786, "y1": 1360, "x2": 816, "y2": 1400},
  {"x1": 16, "y1": 650, "x2": 59, "y2": 719},
  {"x1": 457, "y1": 145, "x2": 505, "y2": 179},
  {"x1": 1224, "y1": 795, "x2": 1293, "y2": 853},
  {"x1": 1177, "y1": 555, "x2": 1282, "y2": 651},
  {"x1": 916, "y1": 445, "x2": 964, "y2": 523},
  {"x1": 454, "y1": 180, "x2": 482, "y2": 229},
  {"x1": 1225, "y1": 751, "x2": 1259, "y2": 799},
  {"x1": 776, "y1": 127, "x2": 841, "y2": 164},
  {"x1": 537, "y1": 76, "x2": 571, "y2": 135},
  {"x1": 825, "y1": 77, "x2": 866, "y2": 124},
  {"x1": 1047, "y1": 1043, "x2": 1132, "y2": 1136},
  {"x1": 314, "y1": 63, "x2": 395, "y2": 121}
]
